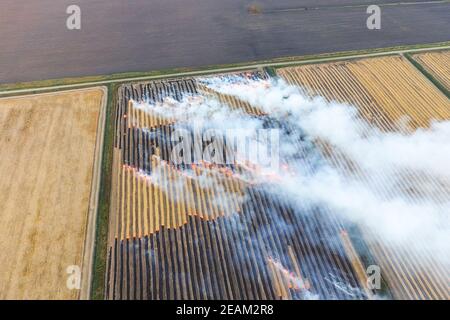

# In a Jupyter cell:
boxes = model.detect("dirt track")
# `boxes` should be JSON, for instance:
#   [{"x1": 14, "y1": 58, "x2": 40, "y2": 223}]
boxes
[{"x1": 0, "y1": 87, "x2": 106, "y2": 299}]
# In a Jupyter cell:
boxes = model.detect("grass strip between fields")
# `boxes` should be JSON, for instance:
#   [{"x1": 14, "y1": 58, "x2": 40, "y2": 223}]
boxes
[
  {"x1": 90, "y1": 83, "x2": 117, "y2": 300},
  {"x1": 404, "y1": 53, "x2": 450, "y2": 100}
]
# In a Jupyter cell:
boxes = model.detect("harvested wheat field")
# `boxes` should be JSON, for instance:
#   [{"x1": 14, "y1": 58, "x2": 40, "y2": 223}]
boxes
[
  {"x1": 278, "y1": 55, "x2": 450, "y2": 131},
  {"x1": 412, "y1": 50, "x2": 450, "y2": 90},
  {"x1": 277, "y1": 55, "x2": 450, "y2": 300},
  {"x1": 0, "y1": 87, "x2": 107, "y2": 299}
]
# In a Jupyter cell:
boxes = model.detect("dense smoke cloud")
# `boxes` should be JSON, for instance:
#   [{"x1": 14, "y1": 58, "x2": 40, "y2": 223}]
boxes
[{"x1": 205, "y1": 76, "x2": 450, "y2": 265}]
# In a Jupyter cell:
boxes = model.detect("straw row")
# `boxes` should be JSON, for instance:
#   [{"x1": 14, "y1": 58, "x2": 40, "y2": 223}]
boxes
[{"x1": 413, "y1": 50, "x2": 450, "y2": 90}]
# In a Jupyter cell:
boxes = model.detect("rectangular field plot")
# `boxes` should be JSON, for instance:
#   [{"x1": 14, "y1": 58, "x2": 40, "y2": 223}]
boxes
[
  {"x1": 0, "y1": 87, "x2": 107, "y2": 299},
  {"x1": 412, "y1": 50, "x2": 450, "y2": 90},
  {"x1": 105, "y1": 76, "x2": 375, "y2": 300},
  {"x1": 277, "y1": 56, "x2": 450, "y2": 300},
  {"x1": 278, "y1": 55, "x2": 450, "y2": 131}
]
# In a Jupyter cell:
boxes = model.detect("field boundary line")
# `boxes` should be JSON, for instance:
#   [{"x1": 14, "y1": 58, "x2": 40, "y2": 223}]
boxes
[
  {"x1": 80, "y1": 86, "x2": 109, "y2": 300},
  {"x1": 403, "y1": 53, "x2": 450, "y2": 100},
  {"x1": 263, "y1": 0, "x2": 450, "y2": 13},
  {"x1": 1, "y1": 45, "x2": 449, "y2": 96},
  {"x1": 89, "y1": 83, "x2": 118, "y2": 300}
]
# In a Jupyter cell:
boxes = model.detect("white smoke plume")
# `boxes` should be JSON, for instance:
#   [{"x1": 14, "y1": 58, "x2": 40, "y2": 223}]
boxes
[{"x1": 203, "y1": 76, "x2": 450, "y2": 266}]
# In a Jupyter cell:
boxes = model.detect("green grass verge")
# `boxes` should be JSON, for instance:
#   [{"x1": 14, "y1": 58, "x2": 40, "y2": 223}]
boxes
[
  {"x1": 90, "y1": 83, "x2": 117, "y2": 300},
  {"x1": 404, "y1": 53, "x2": 450, "y2": 100},
  {"x1": 2, "y1": 41, "x2": 449, "y2": 93},
  {"x1": 263, "y1": 66, "x2": 278, "y2": 78}
]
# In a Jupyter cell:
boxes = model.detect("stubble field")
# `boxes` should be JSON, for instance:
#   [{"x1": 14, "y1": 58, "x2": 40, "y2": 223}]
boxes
[{"x1": 0, "y1": 87, "x2": 106, "y2": 299}]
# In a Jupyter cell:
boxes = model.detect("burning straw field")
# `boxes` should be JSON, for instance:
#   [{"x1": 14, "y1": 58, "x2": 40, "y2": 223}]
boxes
[
  {"x1": 0, "y1": 87, "x2": 106, "y2": 299},
  {"x1": 105, "y1": 55, "x2": 450, "y2": 300}
]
